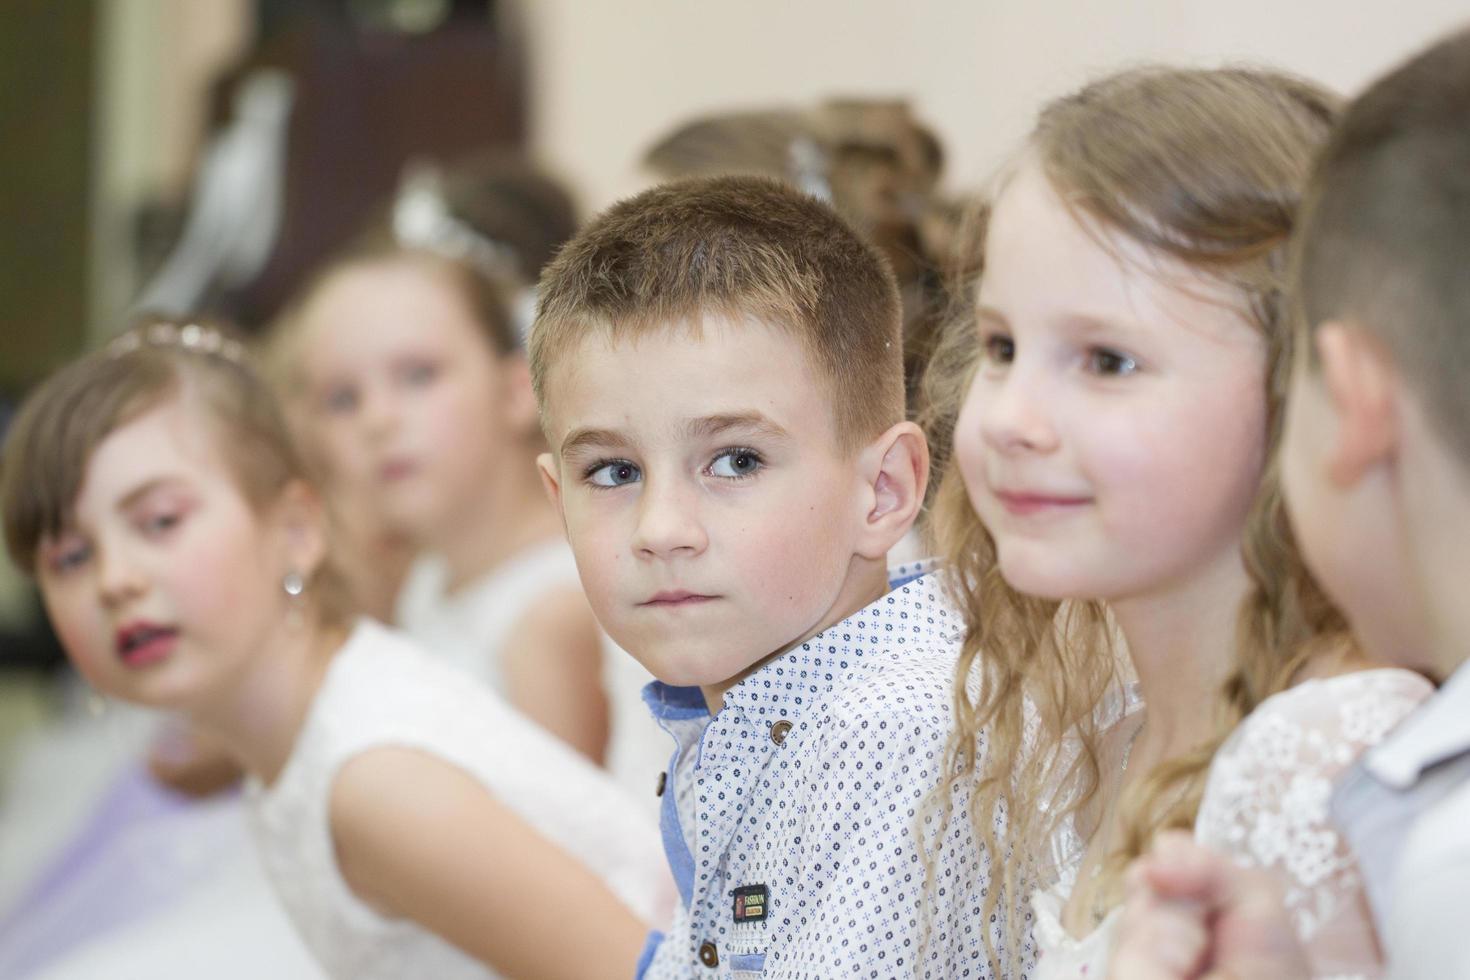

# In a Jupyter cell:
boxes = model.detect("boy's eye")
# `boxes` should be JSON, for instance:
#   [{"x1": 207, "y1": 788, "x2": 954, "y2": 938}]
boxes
[
  {"x1": 707, "y1": 449, "x2": 763, "y2": 479},
  {"x1": 1086, "y1": 347, "x2": 1138, "y2": 376},
  {"x1": 587, "y1": 460, "x2": 642, "y2": 488},
  {"x1": 982, "y1": 334, "x2": 1015, "y2": 364}
]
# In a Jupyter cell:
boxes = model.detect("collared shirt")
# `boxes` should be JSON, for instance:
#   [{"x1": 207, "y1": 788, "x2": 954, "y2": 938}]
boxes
[
  {"x1": 637, "y1": 566, "x2": 1019, "y2": 979},
  {"x1": 1331, "y1": 663, "x2": 1470, "y2": 980}
]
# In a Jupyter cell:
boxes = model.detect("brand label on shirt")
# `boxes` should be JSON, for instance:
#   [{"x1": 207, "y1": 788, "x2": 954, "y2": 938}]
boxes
[{"x1": 732, "y1": 884, "x2": 768, "y2": 923}]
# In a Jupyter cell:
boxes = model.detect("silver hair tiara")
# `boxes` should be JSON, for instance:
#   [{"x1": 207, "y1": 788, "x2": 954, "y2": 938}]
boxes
[
  {"x1": 107, "y1": 321, "x2": 248, "y2": 365},
  {"x1": 391, "y1": 164, "x2": 521, "y2": 281}
]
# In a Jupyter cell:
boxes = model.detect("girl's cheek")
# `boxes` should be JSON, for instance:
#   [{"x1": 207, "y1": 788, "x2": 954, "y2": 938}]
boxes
[{"x1": 50, "y1": 604, "x2": 107, "y2": 677}]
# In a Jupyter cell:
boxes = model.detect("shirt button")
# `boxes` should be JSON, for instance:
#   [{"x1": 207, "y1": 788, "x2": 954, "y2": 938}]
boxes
[
  {"x1": 770, "y1": 719, "x2": 793, "y2": 745},
  {"x1": 698, "y1": 940, "x2": 719, "y2": 967},
  {"x1": 655, "y1": 770, "x2": 667, "y2": 797}
]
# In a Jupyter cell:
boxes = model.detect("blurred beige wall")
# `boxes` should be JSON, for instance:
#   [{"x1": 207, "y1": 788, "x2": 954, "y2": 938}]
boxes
[
  {"x1": 91, "y1": 0, "x2": 249, "y2": 340},
  {"x1": 87, "y1": 0, "x2": 1470, "y2": 322},
  {"x1": 519, "y1": 0, "x2": 1470, "y2": 213}
]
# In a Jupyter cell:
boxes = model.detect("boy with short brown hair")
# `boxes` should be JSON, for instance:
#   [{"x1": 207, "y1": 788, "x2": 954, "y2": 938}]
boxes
[{"x1": 530, "y1": 175, "x2": 995, "y2": 977}]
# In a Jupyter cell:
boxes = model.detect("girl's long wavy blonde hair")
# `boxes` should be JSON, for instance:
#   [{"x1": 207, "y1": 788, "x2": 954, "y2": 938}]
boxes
[{"x1": 919, "y1": 65, "x2": 1347, "y2": 976}]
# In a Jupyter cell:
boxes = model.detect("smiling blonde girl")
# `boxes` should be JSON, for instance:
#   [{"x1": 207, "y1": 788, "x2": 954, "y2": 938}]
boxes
[{"x1": 923, "y1": 67, "x2": 1431, "y2": 979}]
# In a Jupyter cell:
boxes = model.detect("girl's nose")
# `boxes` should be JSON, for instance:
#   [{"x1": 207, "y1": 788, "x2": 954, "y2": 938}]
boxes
[
  {"x1": 360, "y1": 386, "x2": 400, "y2": 439},
  {"x1": 977, "y1": 369, "x2": 1060, "y2": 455},
  {"x1": 96, "y1": 544, "x2": 146, "y2": 609}
]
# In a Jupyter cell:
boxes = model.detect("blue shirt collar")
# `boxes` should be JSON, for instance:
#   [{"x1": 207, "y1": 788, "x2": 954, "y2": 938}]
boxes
[
  {"x1": 1367, "y1": 661, "x2": 1470, "y2": 788},
  {"x1": 640, "y1": 563, "x2": 953, "y2": 727}
]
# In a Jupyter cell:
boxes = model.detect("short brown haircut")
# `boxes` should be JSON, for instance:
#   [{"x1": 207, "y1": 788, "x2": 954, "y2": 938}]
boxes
[
  {"x1": 529, "y1": 175, "x2": 903, "y2": 450},
  {"x1": 1293, "y1": 25, "x2": 1470, "y2": 467}
]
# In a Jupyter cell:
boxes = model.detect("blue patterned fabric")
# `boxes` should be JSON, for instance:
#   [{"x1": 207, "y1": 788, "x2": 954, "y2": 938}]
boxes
[{"x1": 637, "y1": 567, "x2": 1019, "y2": 978}]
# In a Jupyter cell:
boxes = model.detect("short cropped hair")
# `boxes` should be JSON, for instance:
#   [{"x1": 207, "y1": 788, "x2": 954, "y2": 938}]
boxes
[
  {"x1": 1293, "y1": 25, "x2": 1470, "y2": 466},
  {"x1": 529, "y1": 175, "x2": 903, "y2": 450}
]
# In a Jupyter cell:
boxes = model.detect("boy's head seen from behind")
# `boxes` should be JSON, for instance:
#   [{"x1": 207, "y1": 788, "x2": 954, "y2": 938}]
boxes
[
  {"x1": 1293, "y1": 25, "x2": 1470, "y2": 466},
  {"x1": 530, "y1": 176, "x2": 925, "y2": 707},
  {"x1": 1284, "y1": 26, "x2": 1470, "y2": 676}
]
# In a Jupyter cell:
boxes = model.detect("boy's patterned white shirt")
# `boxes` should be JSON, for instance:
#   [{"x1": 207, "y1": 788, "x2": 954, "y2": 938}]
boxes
[{"x1": 637, "y1": 566, "x2": 1026, "y2": 979}]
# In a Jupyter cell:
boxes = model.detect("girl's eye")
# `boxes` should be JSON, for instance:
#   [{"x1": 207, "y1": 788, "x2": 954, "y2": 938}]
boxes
[
  {"x1": 141, "y1": 511, "x2": 183, "y2": 536},
  {"x1": 587, "y1": 461, "x2": 642, "y2": 488},
  {"x1": 982, "y1": 334, "x2": 1015, "y2": 365},
  {"x1": 322, "y1": 386, "x2": 358, "y2": 415},
  {"x1": 50, "y1": 541, "x2": 92, "y2": 574},
  {"x1": 399, "y1": 361, "x2": 439, "y2": 387},
  {"x1": 1086, "y1": 347, "x2": 1138, "y2": 376},
  {"x1": 708, "y1": 449, "x2": 763, "y2": 480}
]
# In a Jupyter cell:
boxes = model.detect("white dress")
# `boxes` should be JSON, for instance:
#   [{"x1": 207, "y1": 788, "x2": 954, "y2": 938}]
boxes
[
  {"x1": 1031, "y1": 685, "x2": 1143, "y2": 979},
  {"x1": 1031, "y1": 668, "x2": 1433, "y2": 980},
  {"x1": 245, "y1": 620, "x2": 674, "y2": 980},
  {"x1": 395, "y1": 542, "x2": 670, "y2": 812}
]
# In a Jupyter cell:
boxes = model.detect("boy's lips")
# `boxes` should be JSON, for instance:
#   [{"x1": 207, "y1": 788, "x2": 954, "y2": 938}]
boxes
[
  {"x1": 639, "y1": 590, "x2": 720, "y2": 607},
  {"x1": 115, "y1": 621, "x2": 179, "y2": 668}
]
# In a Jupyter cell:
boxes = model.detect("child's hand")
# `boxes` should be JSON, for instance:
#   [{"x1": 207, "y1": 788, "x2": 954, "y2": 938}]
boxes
[{"x1": 1108, "y1": 831, "x2": 1311, "y2": 980}]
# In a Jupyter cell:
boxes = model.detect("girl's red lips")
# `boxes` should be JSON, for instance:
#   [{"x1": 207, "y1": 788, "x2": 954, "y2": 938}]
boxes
[
  {"x1": 115, "y1": 621, "x2": 179, "y2": 668},
  {"x1": 640, "y1": 591, "x2": 719, "y2": 607}
]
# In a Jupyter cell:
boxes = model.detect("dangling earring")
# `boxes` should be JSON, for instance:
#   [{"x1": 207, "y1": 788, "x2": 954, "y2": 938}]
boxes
[
  {"x1": 282, "y1": 570, "x2": 305, "y2": 597},
  {"x1": 283, "y1": 570, "x2": 306, "y2": 628}
]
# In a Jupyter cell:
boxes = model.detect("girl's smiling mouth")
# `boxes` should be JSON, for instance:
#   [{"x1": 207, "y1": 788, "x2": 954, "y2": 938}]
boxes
[{"x1": 992, "y1": 489, "x2": 1093, "y2": 516}]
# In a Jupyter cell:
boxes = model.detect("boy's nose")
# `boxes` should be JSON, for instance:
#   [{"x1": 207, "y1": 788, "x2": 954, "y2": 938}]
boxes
[
  {"x1": 632, "y1": 479, "x2": 709, "y2": 559},
  {"x1": 979, "y1": 371, "x2": 1059, "y2": 455}
]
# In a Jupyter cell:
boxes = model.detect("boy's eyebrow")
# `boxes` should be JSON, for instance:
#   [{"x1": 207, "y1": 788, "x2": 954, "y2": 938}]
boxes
[
  {"x1": 559, "y1": 427, "x2": 632, "y2": 458},
  {"x1": 682, "y1": 412, "x2": 790, "y2": 442},
  {"x1": 558, "y1": 412, "x2": 792, "y2": 459}
]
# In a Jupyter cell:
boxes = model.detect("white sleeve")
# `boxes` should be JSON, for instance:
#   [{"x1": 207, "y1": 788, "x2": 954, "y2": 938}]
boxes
[{"x1": 1194, "y1": 670, "x2": 1432, "y2": 980}]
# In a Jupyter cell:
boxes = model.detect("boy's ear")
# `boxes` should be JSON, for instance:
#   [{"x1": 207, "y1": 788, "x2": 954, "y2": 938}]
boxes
[
  {"x1": 276, "y1": 479, "x2": 329, "y2": 579},
  {"x1": 536, "y1": 452, "x2": 564, "y2": 513},
  {"x1": 1317, "y1": 322, "x2": 1400, "y2": 487},
  {"x1": 854, "y1": 421, "x2": 930, "y2": 561}
]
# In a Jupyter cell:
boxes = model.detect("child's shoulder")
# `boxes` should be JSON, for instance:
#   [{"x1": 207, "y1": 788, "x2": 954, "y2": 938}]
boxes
[
  {"x1": 1235, "y1": 667, "x2": 1433, "y2": 747},
  {"x1": 808, "y1": 572, "x2": 966, "y2": 735},
  {"x1": 310, "y1": 620, "x2": 541, "y2": 760},
  {"x1": 1209, "y1": 667, "x2": 1435, "y2": 791}
]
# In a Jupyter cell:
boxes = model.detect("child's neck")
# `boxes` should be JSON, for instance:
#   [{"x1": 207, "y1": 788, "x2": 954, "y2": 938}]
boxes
[
  {"x1": 1110, "y1": 550, "x2": 1248, "y2": 758},
  {"x1": 1405, "y1": 463, "x2": 1470, "y2": 682},
  {"x1": 437, "y1": 453, "x2": 564, "y2": 593},
  {"x1": 191, "y1": 615, "x2": 347, "y2": 786},
  {"x1": 699, "y1": 554, "x2": 891, "y2": 713}
]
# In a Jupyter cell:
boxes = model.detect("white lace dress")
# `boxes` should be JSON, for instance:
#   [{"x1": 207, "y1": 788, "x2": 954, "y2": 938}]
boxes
[
  {"x1": 245, "y1": 620, "x2": 674, "y2": 980},
  {"x1": 1031, "y1": 669, "x2": 1432, "y2": 980}
]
